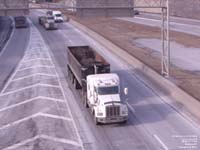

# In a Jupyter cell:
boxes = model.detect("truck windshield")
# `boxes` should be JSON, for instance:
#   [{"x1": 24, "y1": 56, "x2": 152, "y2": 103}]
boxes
[
  {"x1": 55, "y1": 14, "x2": 62, "y2": 17},
  {"x1": 97, "y1": 86, "x2": 119, "y2": 95}
]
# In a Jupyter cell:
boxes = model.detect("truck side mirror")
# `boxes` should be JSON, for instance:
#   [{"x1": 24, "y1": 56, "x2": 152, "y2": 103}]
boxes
[{"x1": 124, "y1": 88, "x2": 128, "y2": 96}]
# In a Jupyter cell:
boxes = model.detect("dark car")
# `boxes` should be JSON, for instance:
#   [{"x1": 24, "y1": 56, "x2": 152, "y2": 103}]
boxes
[
  {"x1": 14, "y1": 16, "x2": 28, "y2": 28},
  {"x1": 134, "y1": 10, "x2": 140, "y2": 15}
]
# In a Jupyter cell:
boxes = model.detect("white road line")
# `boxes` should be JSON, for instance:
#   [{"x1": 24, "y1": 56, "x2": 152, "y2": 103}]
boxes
[
  {"x1": 0, "y1": 83, "x2": 60, "y2": 96},
  {"x1": 22, "y1": 58, "x2": 51, "y2": 63},
  {"x1": 153, "y1": 134, "x2": 169, "y2": 150},
  {"x1": 2, "y1": 134, "x2": 81, "y2": 150},
  {"x1": 135, "y1": 16, "x2": 200, "y2": 29},
  {"x1": 0, "y1": 17, "x2": 15, "y2": 58},
  {"x1": 40, "y1": 135, "x2": 81, "y2": 146},
  {"x1": 12, "y1": 73, "x2": 57, "y2": 82},
  {"x1": 0, "y1": 96, "x2": 64, "y2": 113},
  {"x1": 2, "y1": 135, "x2": 39, "y2": 150},
  {"x1": 17, "y1": 65, "x2": 55, "y2": 72},
  {"x1": 0, "y1": 112, "x2": 71, "y2": 130},
  {"x1": 54, "y1": 61, "x2": 84, "y2": 150},
  {"x1": 40, "y1": 113, "x2": 72, "y2": 121},
  {"x1": 0, "y1": 113, "x2": 40, "y2": 130}
]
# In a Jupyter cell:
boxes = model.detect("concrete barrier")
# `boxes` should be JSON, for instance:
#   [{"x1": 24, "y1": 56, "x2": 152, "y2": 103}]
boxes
[{"x1": 70, "y1": 19, "x2": 200, "y2": 127}]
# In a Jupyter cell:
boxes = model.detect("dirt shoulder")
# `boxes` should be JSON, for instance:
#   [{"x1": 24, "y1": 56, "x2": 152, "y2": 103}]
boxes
[{"x1": 64, "y1": 12, "x2": 200, "y2": 102}]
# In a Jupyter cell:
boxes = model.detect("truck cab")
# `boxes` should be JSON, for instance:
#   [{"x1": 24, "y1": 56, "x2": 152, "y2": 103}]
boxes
[
  {"x1": 39, "y1": 16, "x2": 57, "y2": 30},
  {"x1": 86, "y1": 73, "x2": 128, "y2": 124},
  {"x1": 46, "y1": 10, "x2": 64, "y2": 22}
]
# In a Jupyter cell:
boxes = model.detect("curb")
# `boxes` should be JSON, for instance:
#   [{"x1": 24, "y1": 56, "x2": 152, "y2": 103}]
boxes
[{"x1": 70, "y1": 19, "x2": 200, "y2": 127}]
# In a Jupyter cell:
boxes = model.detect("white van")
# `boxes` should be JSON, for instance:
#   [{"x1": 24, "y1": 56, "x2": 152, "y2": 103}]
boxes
[{"x1": 49, "y1": 11, "x2": 64, "y2": 23}]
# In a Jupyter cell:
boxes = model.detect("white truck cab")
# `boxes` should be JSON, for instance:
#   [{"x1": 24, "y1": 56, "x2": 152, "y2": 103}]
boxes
[
  {"x1": 86, "y1": 73, "x2": 128, "y2": 124},
  {"x1": 52, "y1": 11, "x2": 64, "y2": 22}
]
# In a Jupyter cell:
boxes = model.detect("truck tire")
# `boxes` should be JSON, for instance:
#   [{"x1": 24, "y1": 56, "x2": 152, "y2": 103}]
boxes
[
  {"x1": 74, "y1": 79, "x2": 78, "y2": 89},
  {"x1": 67, "y1": 66, "x2": 72, "y2": 81},
  {"x1": 84, "y1": 95, "x2": 89, "y2": 108},
  {"x1": 74, "y1": 79, "x2": 81, "y2": 89},
  {"x1": 93, "y1": 111, "x2": 99, "y2": 125}
]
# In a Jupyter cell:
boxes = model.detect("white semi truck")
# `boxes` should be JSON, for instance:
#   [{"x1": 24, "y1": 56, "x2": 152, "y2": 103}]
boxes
[{"x1": 67, "y1": 46, "x2": 128, "y2": 125}]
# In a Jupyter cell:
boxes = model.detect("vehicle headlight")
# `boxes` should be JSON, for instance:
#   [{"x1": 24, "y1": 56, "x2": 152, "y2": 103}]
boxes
[
  {"x1": 121, "y1": 105, "x2": 128, "y2": 115},
  {"x1": 97, "y1": 108, "x2": 104, "y2": 116},
  {"x1": 97, "y1": 112, "x2": 103, "y2": 116}
]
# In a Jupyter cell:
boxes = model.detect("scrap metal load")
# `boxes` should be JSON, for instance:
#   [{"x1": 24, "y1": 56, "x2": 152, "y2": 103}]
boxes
[{"x1": 67, "y1": 46, "x2": 128, "y2": 125}]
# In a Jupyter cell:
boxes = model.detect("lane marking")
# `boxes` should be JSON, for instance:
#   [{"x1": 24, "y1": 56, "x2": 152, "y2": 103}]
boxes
[
  {"x1": 0, "y1": 17, "x2": 15, "y2": 58},
  {"x1": 2, "y1": 135, "x2": 39, "y2": 150},
  {"x1": 2, "y1": 134, "x2": 81, "y2": 150},
  {"x1": 1, "y1": 83, "x2": 60, "y2": 96},
  {"x1": 40, "y1": 113, "x2": 72, "y2": 121},
  {"x1": 22, "y1": 58, "x2": 51, "y2": 63},
  {"x1": 0, "y1": 112, "x2": 72, "y2": 130},
  {"x1": 12, "y1": 73, "x2": 57, "y2": 82},
  {"x1": 153, "y1": 134, "x2": 169, "y2": 150},
  {"x1": 135, "y1": 16, "x2": 200, "y2": 29},
  {"x1": 0, "y1": 96, "x2": 64, "y2": 113},
  {"x1": 17, "y1": 65, "x2": 55, "y2": 72},
  {"x1": 41, "y1": 135, "x2": 81, "y2": 146}
]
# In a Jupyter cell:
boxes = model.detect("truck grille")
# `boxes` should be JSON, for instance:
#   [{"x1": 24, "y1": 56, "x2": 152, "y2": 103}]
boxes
[{"x1": 106, "y1": 105, "x2": 120, "y2": 117}]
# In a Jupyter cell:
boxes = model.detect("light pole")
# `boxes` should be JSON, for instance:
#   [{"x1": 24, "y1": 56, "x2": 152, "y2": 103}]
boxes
[{"x1": 161, "y1": 0, "x2": 170, "y2": 77}]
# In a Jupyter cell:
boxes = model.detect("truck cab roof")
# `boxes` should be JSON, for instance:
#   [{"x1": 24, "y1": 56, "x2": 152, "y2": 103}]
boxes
[{"x1": 87, "y1": 73, "x2": 119, "y2": 87}]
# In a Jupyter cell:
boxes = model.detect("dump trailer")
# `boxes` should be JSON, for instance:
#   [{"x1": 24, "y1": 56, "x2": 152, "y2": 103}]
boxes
[
  {"x1": 67, "y1": 46, "x2": 128, "y2": 125},
  {"x1": 38, "y1": 16, "x2": 57, "y2": 30}
]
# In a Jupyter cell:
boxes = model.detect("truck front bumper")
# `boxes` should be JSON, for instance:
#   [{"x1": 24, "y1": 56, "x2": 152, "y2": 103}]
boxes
[{"x1": 97, "y1": 116, "x2": 128, "y2": 124}]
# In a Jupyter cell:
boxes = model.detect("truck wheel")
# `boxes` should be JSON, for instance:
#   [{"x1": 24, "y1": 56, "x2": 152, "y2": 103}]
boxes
[
  {"x1": 67, "y1": 67, "x2": 72, "y2": 81},
  {"x1": 121, "y1": 120, "x2": 127, "y2": 124},
  {"x1": 74, "y1": 79, "x2": 81, "y2": 89},
  {"x1": 84, "y1": 97, "x2": 89, "y2": 108},
  {"x1": 93, "y1": 111, "x2": 99, "y2": 125}
]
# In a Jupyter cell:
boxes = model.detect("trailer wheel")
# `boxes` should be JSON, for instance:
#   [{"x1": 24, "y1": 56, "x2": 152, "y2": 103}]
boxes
[
  {"x1": 84, "y1": 96, "x2": 89, "y2": 108},
  {"x1": 74, "y1": 79, "x2": 81, "y2": 89},
  {"x1": 67, "y1": 66, "x2": 72, "y2": 81}
]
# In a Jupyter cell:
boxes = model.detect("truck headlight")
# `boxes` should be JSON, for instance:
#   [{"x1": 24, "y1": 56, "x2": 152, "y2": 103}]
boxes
[
  {"x1": 97, "y1": 112, "x2": 103, "y2": 116},
  {"x1": 122, "y1": 110, "x2": 128, "y2": 115},
  {"x1": 121, "y1": 105, "x2": 128, "y2": 115},
  {"x1": 97, "y1": 108, "x2": 104, "y2": 116}
]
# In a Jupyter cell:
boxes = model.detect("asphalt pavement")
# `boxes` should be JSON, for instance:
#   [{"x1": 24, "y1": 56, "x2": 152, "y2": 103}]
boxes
[
  {"x1": 0, "y1": 22, "x2": 83, "y2": 150},
  {"x1": 0, "y1": 19, "x2": 30, "y2": 92},
  {"x1": 0, "y1": 16, "x2": 12, "y2": 52},
  {"x1": 29, "y1": 10, "x2": 200, "y2": 150}
]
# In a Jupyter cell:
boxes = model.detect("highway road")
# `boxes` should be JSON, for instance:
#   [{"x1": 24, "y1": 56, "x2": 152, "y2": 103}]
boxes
[
  {"x1": 0, "y1": 20, "x2": 30, "y2": 91},
  {"x1": 119, "y1": 14, "x2": 200, "y2": 37},
  {"x1": 0, "y1": 10, "x2": 199, "y2": 150},
  {"x1": 30, "y1": 10, "x2": 199, "y2": 150}
]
